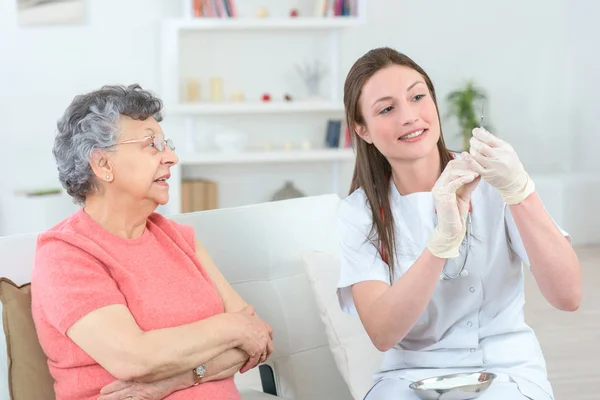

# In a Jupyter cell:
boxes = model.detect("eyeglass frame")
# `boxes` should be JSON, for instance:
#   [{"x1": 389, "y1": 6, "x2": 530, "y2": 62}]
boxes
[{"x1": 109, "y1": 135, "x2": 175, "y2": 152}]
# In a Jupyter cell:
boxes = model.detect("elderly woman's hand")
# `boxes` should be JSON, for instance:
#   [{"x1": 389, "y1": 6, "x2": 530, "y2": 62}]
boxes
[
  {"x1": 235, "y1": 305, "x2": 274, "y2": 373},
  {"x1": 98, "y1": 379, "x2": 173, "y2": 400}
]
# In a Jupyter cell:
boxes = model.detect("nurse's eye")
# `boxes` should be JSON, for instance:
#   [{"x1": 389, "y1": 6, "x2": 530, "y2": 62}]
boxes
[
  {"x1": 412, "y1": 94, "x2": 426, "y2": 102},
  {"x1": 379, "y1": 106, "x2": 394, "y2": 115}
]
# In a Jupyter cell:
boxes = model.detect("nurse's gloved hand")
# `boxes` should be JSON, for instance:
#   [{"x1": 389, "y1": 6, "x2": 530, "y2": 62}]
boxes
[
  {"x1": 427, "y1": 157, "x2": 480, "y2": 259},
  {"x1": 468, "y1": 128, "x2": 535, "y2": 205}
]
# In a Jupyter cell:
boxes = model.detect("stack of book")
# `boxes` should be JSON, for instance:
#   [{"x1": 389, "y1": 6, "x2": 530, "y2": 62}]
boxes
[
  {"x1": 192, "y1": 0, "x2": 237, "y2": 18},
  {"x1": 181, "y1": 179, "x2": 219, "y2": 212},
  {"x1": 315, "y1": 0, "x2": 358, "y2": 17}
]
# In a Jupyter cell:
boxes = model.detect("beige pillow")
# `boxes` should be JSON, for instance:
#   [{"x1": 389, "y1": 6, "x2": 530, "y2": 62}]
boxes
[
  {"x1": 301, "y1": 252, "x2": 383, "y2": 400},
  {"x1": 0, "y1": 278, "x2": 55, "y2": 400}
]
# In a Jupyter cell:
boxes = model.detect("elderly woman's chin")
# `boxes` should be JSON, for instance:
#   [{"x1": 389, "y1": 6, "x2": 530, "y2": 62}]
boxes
[{"x1": 150, "y1": 186, "x2": 171, "y2": 206}]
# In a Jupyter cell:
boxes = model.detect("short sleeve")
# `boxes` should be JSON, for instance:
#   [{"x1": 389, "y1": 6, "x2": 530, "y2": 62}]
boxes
[
  {"x1": 32, "y1": 235, "x2": 127, "y2": 335},
  {"x1": 504, "y1": 205, "x2": 571, "y2": 267},
  {"x1": 336, "y1": 194, "x2": 391, "y2": 315}
]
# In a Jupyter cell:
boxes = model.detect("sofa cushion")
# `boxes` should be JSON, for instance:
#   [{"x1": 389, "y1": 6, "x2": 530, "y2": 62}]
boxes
[
  {"x1": 301, "y1": 252, "x2": 383, "y2": 400},
  {"x1": 0, "y1": 279, "x2": 55, "y2": 400},
  {"x1": 173, "y1": 195, "x2": 355, "y2": 399}
]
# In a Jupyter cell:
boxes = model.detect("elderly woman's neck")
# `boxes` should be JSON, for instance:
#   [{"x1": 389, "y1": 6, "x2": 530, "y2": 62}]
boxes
[{"x1": 83, "y1": 196, "x2": 152, "y2": 239}]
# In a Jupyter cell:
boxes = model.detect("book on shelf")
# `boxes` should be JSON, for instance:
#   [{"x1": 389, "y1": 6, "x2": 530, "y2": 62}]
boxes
[
  {"x1": 325, "y1": 119, "x2": 351, "y2": 149},
  {"x1": 181, "y1": 179, "x2": 218, "y2": 212},
  {"x1": 316, "y1": 0, "x2": 358, "y2": 17},
  {"x1": 193, "y1": 0, "x2": 237, "y2": 18}
]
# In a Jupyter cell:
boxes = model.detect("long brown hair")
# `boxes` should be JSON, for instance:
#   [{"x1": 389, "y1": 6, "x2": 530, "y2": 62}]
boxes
[{"x1": 343, "y1": 47, "x2": 452, "y2": 281}]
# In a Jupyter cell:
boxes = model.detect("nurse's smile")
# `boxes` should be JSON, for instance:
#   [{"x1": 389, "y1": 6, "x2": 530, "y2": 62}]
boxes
[{"x1": 398, "y1": 128, "x2": 428, "y2": 143}]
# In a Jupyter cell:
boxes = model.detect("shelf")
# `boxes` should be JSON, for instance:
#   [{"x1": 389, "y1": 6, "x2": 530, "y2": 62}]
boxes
[
  {"x1": 167, "y1": 17, "x2": 362, "y2": 31},
  {"x1": 169, "y1": 101, "x2": 345, "y2": 115},
  {"x1": 179, "y1": 148, "x2": 355, "y2": 165}
]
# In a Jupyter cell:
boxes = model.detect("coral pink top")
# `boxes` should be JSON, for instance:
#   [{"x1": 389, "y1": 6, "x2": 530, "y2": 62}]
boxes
[{"x1": 31, "y1": 209, "x2": 241, "y2": 400}]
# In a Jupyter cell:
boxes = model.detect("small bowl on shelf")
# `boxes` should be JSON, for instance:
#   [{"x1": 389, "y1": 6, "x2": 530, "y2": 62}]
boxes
[
  {"x1": 213, "y1": 131, "x2": 248, "y2": 153},
  {"x1": 409, "y1": 372, "x2": 497, "y2": 400}
]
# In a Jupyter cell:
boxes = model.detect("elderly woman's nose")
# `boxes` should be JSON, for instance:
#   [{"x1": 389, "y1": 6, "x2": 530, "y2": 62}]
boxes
[{"x1": 162, "y1": 148, "x2": 178, "y2": 165}]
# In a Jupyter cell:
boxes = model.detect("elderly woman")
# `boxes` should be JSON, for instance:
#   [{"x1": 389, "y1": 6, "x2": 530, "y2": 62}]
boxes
[{"x1": 31, "y1": 84, "x2": 273, "y2": 400}]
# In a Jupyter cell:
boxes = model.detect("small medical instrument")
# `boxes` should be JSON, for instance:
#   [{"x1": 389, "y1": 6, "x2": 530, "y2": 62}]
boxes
[
  {"x1": 439, "y1": 211, "x2": 471, "y2": 280},
  {"x1": 380, "y1": 205, "x2": 472, "y2": 281},
  {"x1": 480, "y1": 99, "x2": 485, "y2": 128}
]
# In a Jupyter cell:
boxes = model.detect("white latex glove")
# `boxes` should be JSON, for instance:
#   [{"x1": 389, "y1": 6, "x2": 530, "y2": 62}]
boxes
[
  {"x1": 469, "y1": 128, "x2": 535, "y2": 205},
  {"x1": 427, "y1": 155, "x2": 480, "y2": 259}
]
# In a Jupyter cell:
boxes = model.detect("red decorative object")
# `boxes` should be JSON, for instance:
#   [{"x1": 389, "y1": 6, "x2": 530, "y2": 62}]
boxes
[
  {"x1": 262, "y1": 93, "x2": 271, "y2": 102},
  {"x1": 290, "y1": 9, "x2": 299, "y2": 17}
]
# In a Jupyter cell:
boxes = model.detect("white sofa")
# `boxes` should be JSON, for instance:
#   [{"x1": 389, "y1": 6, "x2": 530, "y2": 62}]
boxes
[
  {"x1": 0, "y1": 194, "x2": 378, "y2": 400},
  {"x1": 1, "y1": 192, "x2": 594, "y2": 400}
]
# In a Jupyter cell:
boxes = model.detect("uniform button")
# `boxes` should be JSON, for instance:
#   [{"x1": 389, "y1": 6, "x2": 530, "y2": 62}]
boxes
[
  {"x1": 470, "y1": 348, "x2": 476, "y2": 353},
  {"x1": 469, "y1": 287, "x2": 475, "y2": 293},
  {"x1": 467, "y1": 321, "x2": 473, "y2": 328}
]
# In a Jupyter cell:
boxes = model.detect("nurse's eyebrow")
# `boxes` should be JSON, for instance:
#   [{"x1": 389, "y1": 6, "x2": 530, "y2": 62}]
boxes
[
  {"x1": 372, "y1": 81, "x2": 427, "y2": 107},
  {"x1": 372, "y1": 96, "x2": 394, "y2": 107},
  {"x1": 407, "y1": 80, "x2": 425, "y2": 91}
]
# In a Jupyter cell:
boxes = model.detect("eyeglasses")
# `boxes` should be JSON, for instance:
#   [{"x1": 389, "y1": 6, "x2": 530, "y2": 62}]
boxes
[{"x1": 113, "y1": 135, "x2": 175, "y2": 152}]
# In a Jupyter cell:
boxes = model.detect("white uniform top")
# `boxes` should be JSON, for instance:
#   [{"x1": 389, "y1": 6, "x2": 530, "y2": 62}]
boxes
[{"x1": 337, "y1": 177, "x2": 568, "y2": 399}]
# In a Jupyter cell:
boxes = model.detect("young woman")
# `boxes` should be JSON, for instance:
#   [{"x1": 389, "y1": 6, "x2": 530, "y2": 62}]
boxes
[{"x1": 336, "y1": 47, "x2": 581, "y2": 400}]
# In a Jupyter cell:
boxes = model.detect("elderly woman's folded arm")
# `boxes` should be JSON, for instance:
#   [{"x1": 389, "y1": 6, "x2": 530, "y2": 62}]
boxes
[
  {"x1": 67, "y1": 238, "x2": 272, "y2": 385},
  {"x1": 67, "y1": 304, "x2": 253, "y2": 383},
  {"x1": 201, "y1": 348, "x2": 250, "y2": 382},
  {"x1": 98, "y1": 348, "x2": 251, "y2": 399}
]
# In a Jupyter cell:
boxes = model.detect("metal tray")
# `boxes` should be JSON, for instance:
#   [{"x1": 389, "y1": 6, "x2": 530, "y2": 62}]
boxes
[{"x1": 409, "y1": 372, "x2": 497, "y2": 400}]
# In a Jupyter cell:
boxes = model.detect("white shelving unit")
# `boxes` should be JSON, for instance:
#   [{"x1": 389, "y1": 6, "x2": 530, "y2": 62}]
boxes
[
  {"x1": 169, "y1": 100, "x2": 345, "y2": 115},
  {"x1": 179, "y1": 148, "x2": 355, "y2": 165},
  {"x1": 159, "y1": 1, "x2": 366, "y2": 215}
]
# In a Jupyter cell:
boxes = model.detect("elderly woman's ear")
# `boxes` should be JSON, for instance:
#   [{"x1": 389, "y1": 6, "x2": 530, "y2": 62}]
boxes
[{"x1": 90, "y1": 151, "x2": 113, "y2": 183}]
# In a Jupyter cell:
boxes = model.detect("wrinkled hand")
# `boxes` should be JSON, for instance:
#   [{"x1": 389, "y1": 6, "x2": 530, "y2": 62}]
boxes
[
  {"x1": 427, "y1": 155, "x2": 480, "y2": 259},
  {"x1": 235, "y1": 305, "x2": 274, "y2": 374},
  {"x1": 469, "y1": 128, "x2": 535, "y2": 205},
  {"x1": 98, "y1": 380, "x2": 170, "y2": 400}
]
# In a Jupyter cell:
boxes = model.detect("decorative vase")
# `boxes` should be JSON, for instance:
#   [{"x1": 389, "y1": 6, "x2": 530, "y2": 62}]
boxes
[
  {"x1": 271, "y1": 181, "x2": 306, "y2": 202},
  {"x1": 185, "y1": 79, "x2": 200, "y2": 102},
  {"x1": 210, "y1": 77, "x2": 223, "y2": 102}
]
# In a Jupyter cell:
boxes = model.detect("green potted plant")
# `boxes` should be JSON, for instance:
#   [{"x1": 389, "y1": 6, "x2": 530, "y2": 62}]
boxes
[{"x1": 446, "y1": 80, "x2": 487, "y2": 151}]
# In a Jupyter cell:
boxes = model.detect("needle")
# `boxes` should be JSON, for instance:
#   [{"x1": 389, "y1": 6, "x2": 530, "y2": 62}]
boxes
[{"x1": 480, "y1": 100, "x2": 485, "y2": 129}]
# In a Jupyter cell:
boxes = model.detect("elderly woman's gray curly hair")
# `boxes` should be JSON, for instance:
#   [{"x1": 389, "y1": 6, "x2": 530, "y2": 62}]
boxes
[{"x1": 53, "y1": 84, "x2": 163, "y2": 204}]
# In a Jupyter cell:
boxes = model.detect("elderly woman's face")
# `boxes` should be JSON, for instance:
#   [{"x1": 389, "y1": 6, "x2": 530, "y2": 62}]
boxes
[{"x1": 109, "y1": 115, "x2": 178, "y2": 206}]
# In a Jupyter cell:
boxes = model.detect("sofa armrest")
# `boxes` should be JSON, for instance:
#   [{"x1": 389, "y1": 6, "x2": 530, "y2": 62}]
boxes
[{"x1": 259, "y1": 364, "x2": 277, "y2": 396}]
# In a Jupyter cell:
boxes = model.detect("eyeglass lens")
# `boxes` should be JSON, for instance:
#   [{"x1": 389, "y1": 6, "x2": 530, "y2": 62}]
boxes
[{"x1": 153, "y1": 137, "x2": 175, "y2": 152}]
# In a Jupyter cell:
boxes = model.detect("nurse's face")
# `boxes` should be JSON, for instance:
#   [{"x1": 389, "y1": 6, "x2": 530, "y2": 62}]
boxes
[{"x1": 356, "y1": 65, "x2": 441, "y2": 162}]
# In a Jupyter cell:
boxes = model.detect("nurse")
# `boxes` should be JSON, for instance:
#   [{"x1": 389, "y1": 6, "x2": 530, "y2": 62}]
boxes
[{"x1": 336, "y1": 47, "x2": 581, "y2": 400}]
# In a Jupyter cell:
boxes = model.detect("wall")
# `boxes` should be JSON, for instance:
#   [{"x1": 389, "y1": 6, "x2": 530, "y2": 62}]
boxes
[
  {"x1": 566, "y1": 2, "x2": 600, "y2": 173},
  {"x1": 0, "y1": 0, "x2": 593, "y2": 235},
  {"x1": 0, "y1": 0, "x2": 178, "y2": 234},
  {"x1": 342, "y1": 0, "x2": 575, "y2": 172}
]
